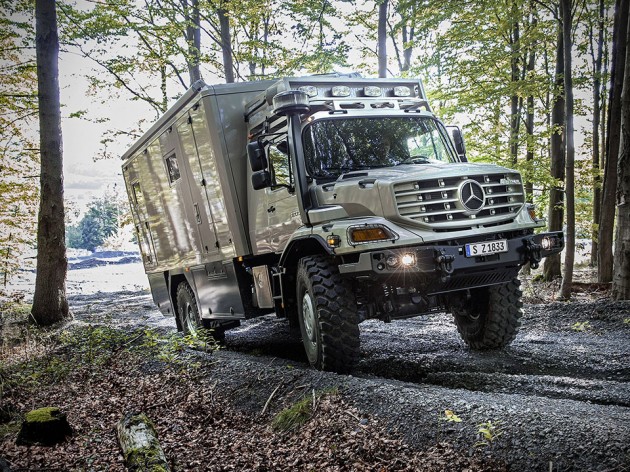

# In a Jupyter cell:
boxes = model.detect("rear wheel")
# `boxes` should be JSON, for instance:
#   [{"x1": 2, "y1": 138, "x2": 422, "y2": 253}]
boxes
[
  {"x1": 176, "y1": 282, "x2": 200, "y2": 336},
  {"x1": 296, "y1": 255, "x2": 360, "y2": 373},
  {"x1": 450, "y1": 279, "x2": 523, "y2": 349}
]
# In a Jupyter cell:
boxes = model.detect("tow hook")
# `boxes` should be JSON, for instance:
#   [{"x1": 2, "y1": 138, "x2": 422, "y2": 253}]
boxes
[
  {"x1": 524, "y1": 239, "x2": 543, "y2": 269},
  {"x1": 435, "y1": 251, "x2": 455, "y2": 282}
]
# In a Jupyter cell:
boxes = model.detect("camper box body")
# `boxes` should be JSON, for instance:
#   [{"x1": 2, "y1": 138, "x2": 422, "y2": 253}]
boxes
[{"x1": 121, "y1": 80, "x2": 273, "y2": 327}]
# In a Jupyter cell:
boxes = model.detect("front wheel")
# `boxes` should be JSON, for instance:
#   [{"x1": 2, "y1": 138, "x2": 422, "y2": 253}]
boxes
[
  {"x1": 450, "y1": 279, "x2": 523, "y2": 349},
  {"x1": 296, "y1": 255, "x2": 360, "y2": 373}
]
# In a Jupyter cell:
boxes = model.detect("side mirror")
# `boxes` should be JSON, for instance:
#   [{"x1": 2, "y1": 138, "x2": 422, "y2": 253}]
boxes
[
  {"x1": 446, "y1": 125, "x2": 467, "y2": 161},
  {"x1": 251, "y1": 170, "x2": 272, "y2": 190},
  {"x1": 247, "y1": 142, "x2": 268, "y2": 172}
]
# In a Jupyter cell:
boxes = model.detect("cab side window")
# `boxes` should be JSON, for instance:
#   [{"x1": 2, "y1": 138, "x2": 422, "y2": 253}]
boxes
[{"x1": 268, "y1": 144, "x2": 291, "y2": 187}]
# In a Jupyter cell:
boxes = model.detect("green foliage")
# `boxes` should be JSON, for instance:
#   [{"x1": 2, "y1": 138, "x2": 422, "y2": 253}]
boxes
[
  {"x1": 475, "y1": 420, "x2": 503, "y2": 447},
  {"x1": 0, "y1": 0, "x2": 39, "y2": 284},
  {"x1": 66, "y1": 197, "x2": 121, "y2": 251},
  {"x1": 271, "y1": 395, "x2": 313, "y2": 432},
  {"x1": 571, "y1": 321, "x2": 591, "y2": 332}
]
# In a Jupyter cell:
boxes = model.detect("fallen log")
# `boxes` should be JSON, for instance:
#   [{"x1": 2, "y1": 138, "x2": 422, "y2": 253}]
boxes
[{"x1": 117, "y1": 412, "x2": 170, "y2": 472}]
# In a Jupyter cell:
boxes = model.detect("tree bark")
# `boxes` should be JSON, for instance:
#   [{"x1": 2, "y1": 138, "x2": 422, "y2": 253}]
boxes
[
  {"x1": 378, "y1": 0, "x2": 388, "y2": 78},
  {"x1": 590, "y1": 0, "x2": 605, "y2": 267},
  {"x1": 509, "y1": 1, "x2": 521, "y2": 167},
  {"x1": 32, "y1": 0, "x2": 70, "y2": 325},
  {"x1": 218, "y1": 6, "x2": 234, "y2": 83},
  {"x1": 543, "y1": 21, "x2": 565, "y2": 282},
  {"x1": 185, "y1": 0, "x2": 202, "y2": 85},
  {"x1": 559, "y1": 0, "x2": 575, "y2": 301},
  {"x1": 612, "y1": 10, "x2": 630, "y2": 300},
  {"x1": 599, "y1": 0, "x2": 629, "y2": 283},
  {"x1": 525, "y1": 8, "x2": 537, "y2": 203}
]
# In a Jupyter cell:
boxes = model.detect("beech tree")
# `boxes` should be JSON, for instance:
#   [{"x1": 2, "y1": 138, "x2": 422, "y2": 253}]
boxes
[
  {"x1": 599, "y1": 0, "x2": 629, "y2": 283},
  {"x1": 558, "y1": 0, "x2": 576, "y2": 300},
  {"x1": 612, "y1": 9, "x2": 630, "y2": 299},
  {"x1": 31, "y1": 0, "x2": 70, "y2": 325}
]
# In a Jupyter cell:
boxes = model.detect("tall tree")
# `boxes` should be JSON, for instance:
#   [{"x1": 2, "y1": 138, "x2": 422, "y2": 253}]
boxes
[
  {"x1": 599, "y1": 0, "x2": 629, "y2": 283},
  {"x1": 184, "y1": 0, "x2": 202, "y2": 83},
  {"x1": 612, "y1": 9, "x2": 630, "y2": 299},
  {"x1": 31, "y1": 0, "x2": 70, "y2": 324},
  {"x1": 543, "y1": 18, "x2": 566, "y2": 281},
  {"x1": 377, "y1": 0, "x2": 388, "y2": 77},
  {"x1": 559, "y1": 0, "x2": 576, "y2": 300},
  {"x1": 588, "y1": 0, "x2": 606, "y2": 267}
]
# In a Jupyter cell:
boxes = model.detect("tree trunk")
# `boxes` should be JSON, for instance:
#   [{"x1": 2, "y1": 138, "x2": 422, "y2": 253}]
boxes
[
  {"x1": 31, "y1": 0, "x2": 70, "y2": 325},
  {"x1": 599, "y1": 0, "x2": 629, "y2": 283},
  {"x1": 117, "y1": 412, "x2": 170, "y2": 471},
  {"x1": 525, "y1": 13, "x2": 536, "y2": 203},
  {"x1": 185, "y1": 0, "x2": 202, "y2": 85},
  {"x1": 559, "y1": 0, "x2": 575, "y2": 301},
  {"x1": 591, "y1": 0, "x2": 605, "y2": 267},
  {"x1": 543, "y1": 22, "x2": 565, "y2": 282},
  {"x1": 509, "y1": 1, "x2": 521, "y2": 167},
  {"x1": 378, "y1": 0, "x2": 388, "y2": 78},
  {"x1": 218, "y1": 6, "x2": 234, "y2": 83},
  {"x1": 612, "y1": 11, "x2": 630, "y2": 300}
]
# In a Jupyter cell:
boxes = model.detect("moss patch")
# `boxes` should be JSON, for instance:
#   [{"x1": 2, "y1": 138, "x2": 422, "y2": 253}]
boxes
[
  {"x1": 17, "y1": 407, "x2": 72, "y2": 445},
  {"x1": 24, "y1": 407, "x2": 60, "y2": 423}
]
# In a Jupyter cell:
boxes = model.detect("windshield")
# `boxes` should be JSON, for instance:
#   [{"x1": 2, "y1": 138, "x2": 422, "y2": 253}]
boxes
[{"x1": 303, "y1": 117, "x2": 457, "y2": 180}]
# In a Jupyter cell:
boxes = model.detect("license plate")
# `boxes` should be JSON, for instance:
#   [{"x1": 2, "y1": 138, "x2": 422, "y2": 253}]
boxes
[{"x1": 465, "y1": 239, "x2": 508, "y2": 257}]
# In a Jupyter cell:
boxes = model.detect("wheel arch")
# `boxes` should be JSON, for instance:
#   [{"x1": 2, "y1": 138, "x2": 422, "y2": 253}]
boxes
[{"x1": 278, "y1": 235, "x2": 333, "y2": 320}]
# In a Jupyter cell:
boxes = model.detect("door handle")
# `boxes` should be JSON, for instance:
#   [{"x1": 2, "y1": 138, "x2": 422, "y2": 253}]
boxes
[{"x1": 267, "y1": 206, "x2": 276, "y2": 213}]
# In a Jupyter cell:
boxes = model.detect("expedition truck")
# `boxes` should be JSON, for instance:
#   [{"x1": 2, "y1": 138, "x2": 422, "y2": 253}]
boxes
[{"x1": 121, "y1": 74, "x2": 564, "y2": 373}]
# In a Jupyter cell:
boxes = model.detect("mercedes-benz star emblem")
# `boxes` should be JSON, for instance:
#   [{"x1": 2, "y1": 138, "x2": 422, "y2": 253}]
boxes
[{"x1": 459, "y1": 180, "x2": 485, "y2": 212}]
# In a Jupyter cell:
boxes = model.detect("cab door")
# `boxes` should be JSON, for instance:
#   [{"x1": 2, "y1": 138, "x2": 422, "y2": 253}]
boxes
[{"x1": 266, "y1": 144, "x2": 301, "y2": 252}]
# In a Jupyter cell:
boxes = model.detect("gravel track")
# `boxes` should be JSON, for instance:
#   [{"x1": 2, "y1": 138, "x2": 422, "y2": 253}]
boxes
[{"x1": 66, "y1": 274, "x2": 630, "y2": 471}]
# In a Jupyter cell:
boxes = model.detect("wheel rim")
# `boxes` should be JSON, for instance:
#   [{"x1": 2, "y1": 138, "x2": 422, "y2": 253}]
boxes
[
  {"x1": 301, "y1": 290, "x2": 317, "y2": 349},
  {"x1": 184, "y1": 303, "x2": 197, "y2": 335}
]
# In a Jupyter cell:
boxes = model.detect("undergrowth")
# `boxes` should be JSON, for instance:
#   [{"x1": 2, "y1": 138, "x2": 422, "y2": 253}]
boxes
[{"x1": 0, "y1": 298, "x2": 222, "y2": 402}]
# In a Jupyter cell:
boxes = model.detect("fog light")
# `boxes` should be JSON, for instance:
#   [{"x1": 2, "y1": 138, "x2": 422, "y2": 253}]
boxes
[
  {"x1": 298, "y1": 85, "x2": 318, "y2": 97},
  {"x1": 386, "y1": 256, "x2": 400, "y2": 268},
  {"x1": 541, "y1": 236, "x2": 552, "y2": 250},
  {"x1": 401, "y1": 253, "x2": 416, "y2": 266},
  {"x1": 393, "y1": 86, "x2": 411, "y2": 97},
  {"x1": 332, "y1": 86, "x2": 351, "y2": 97},
  {"x1": 364, "y1": 86, "x2": 381, "y2": 97}
]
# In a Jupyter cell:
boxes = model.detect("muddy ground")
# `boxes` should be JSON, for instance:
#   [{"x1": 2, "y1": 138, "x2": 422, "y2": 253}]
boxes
[{"x1": 56, "y1": 263, "x2": 630, "y2": 472}]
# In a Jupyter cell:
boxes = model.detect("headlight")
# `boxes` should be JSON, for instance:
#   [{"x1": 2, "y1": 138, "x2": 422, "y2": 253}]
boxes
[{"x1": 401, "y1": 253, "x2": 416, "y2": 266}]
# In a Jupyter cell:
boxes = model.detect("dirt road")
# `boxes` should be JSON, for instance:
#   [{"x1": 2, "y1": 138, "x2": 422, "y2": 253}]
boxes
[{"x1": 64, "y1": 262, "x2": 630, "y2": 471}]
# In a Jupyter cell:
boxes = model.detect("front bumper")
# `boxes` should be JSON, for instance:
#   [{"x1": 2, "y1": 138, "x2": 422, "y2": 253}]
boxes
[{"x1": 338, "y1": 231, "x2": 564, "y2": 293}]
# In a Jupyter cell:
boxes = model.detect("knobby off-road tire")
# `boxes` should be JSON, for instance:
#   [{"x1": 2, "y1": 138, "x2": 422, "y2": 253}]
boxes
[
  {"x1": 452, "y1": 278, "x2": 523, "y2": 350},
  {"x1": 176, "y1": 282, "x2": 201, "y2": 336},
  {"x1": 296, "y1": 255, "x2": 360, "y2": 373}
]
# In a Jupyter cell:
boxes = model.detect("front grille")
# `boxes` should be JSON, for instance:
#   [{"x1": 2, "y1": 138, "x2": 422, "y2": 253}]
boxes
[{"x1": 394, "y1": 172, "x2": 524, "y2": 228}]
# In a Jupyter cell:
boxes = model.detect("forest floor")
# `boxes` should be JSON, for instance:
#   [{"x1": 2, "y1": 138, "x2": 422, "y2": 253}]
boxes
[{"x1": 0, "y1": 262, "x2": 629, "y2": 471}]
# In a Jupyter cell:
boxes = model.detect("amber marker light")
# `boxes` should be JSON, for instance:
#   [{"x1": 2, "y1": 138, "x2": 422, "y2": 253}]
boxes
[
  {"x1": 326, "y1": 234, "x2": 341, "y2": 248},
  {"x1": 347, "y1": 225, "x2": 398, "y2": 245}
]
